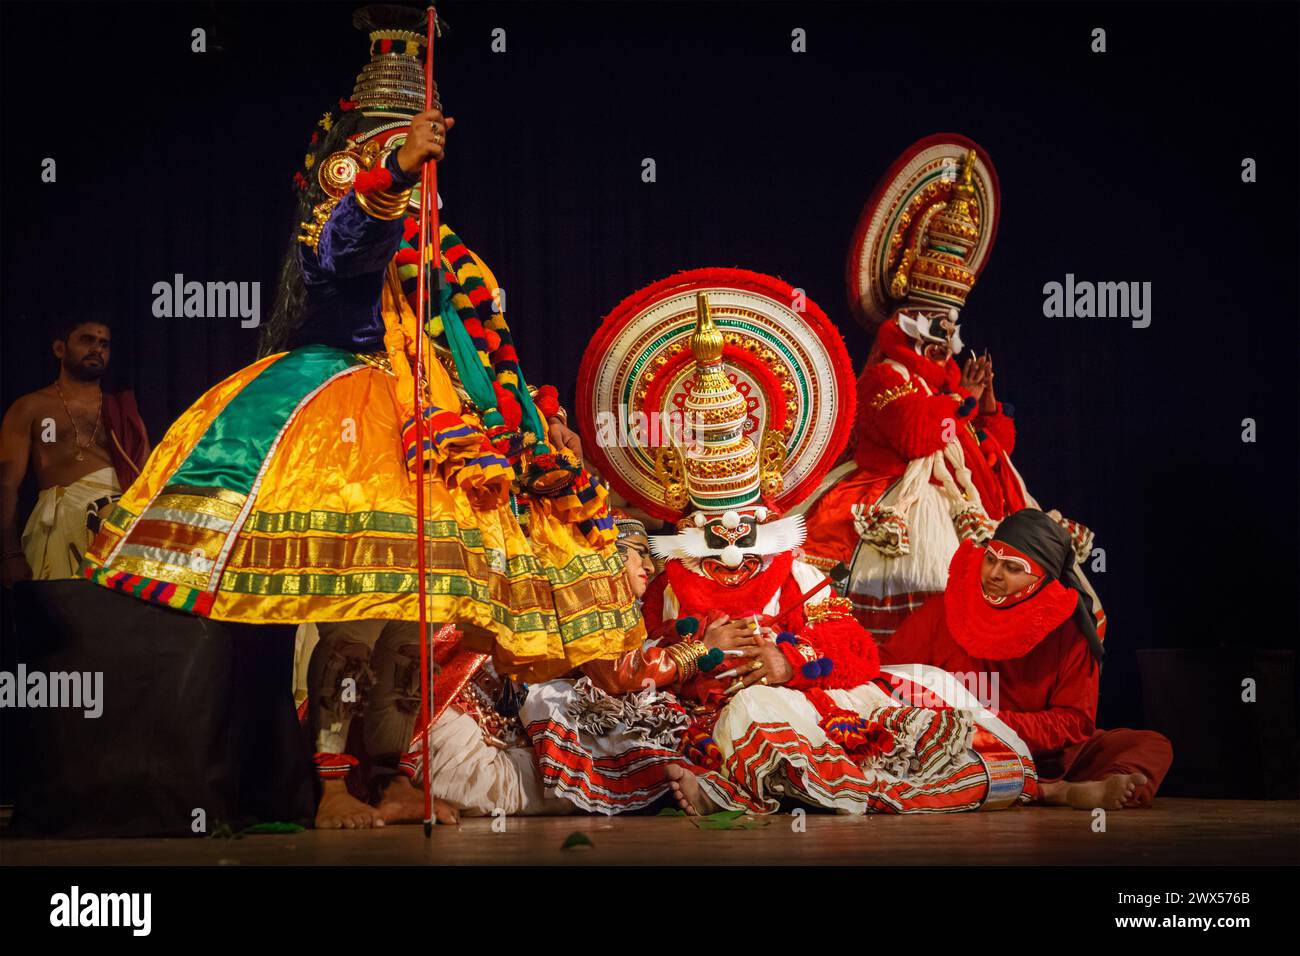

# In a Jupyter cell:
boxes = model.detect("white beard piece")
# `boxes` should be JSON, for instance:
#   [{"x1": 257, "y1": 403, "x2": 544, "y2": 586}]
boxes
[
  {"x1": 897, "y1": 311, "x2": 929, "y2": 342},
  {"x1": 899, "y1": 309, "x2": 963, "y2": 356},
  {"x1": 649, "y1": 514, "x2": 807, "y2": 562}
]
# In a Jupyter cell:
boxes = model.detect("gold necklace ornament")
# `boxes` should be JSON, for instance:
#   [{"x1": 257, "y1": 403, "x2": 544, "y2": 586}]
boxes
[{"x1": 55, "y1": 380, "x2": 102, "y2": 462}]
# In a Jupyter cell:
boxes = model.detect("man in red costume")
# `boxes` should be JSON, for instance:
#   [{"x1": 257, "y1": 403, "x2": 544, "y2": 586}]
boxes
[
  {"x1": 879, "y1": 508, "x2": 1172, "y2": 809},
  {"x1": 802, "y1": 138, "x2": 1099, "y2": 640}
]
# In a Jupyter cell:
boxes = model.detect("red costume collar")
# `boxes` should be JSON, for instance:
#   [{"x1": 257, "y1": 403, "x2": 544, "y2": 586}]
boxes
[
  {"x1": 942, "y1": 541, "x2": 1076, "y2": 660},
  {"x1": 664, "y1": 551, "x2": 796, "y2": 618},
  {"x1": 874, "y1": 319, "x2": 961, "y2": 394}
]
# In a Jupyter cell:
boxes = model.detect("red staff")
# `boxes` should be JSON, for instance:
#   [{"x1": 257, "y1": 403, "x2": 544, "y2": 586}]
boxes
[{"x1": 413, "y1": 3, "x2": 440, "y2": 839}]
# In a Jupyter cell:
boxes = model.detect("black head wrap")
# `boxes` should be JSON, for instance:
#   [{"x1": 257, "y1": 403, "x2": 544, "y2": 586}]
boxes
[{"x1": 991, "y1": 510, "x2": 1104, "y2": 664}]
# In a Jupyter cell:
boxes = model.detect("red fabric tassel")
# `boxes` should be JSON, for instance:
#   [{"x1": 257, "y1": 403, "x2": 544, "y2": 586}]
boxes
[
  {"x1": 534, "y1": 385, "x2": 561, "y2": 419},
  {"x1": 683, "y1": 723, "x2": 723, "y2": 771},
  {"x1": 353, "y1": 165, "x2": 394, "y2": 196},
  {"x1": 819, "y1": 707, "x2": 895, "y2": 761},
  {"x1": 339, "y1": 98, "x2": 357, "y2": 111},
  {"x1": 493, "y1": 383, "x2": 522, "y2": 430},
  {"x1": 777, "y1": 639, "x2": 820, "y2": 689}
]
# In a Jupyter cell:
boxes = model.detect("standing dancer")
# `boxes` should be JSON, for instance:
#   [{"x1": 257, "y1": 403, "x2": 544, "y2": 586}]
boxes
[{"x1": 83, "y1": 4, "x2": 643, "y2": 829}]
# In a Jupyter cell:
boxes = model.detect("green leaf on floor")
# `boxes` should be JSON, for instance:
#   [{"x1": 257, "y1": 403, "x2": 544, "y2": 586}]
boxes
[
  {"x1": 561, "y1": 831, "x2": 594, "y2": 849},
  {"x1": 691, "y1": 810, "x2": 769, "y2": 830},
  {"x1": 209, "y1": 822, "x2": 236, "y2": 840},
  {"x1": 657, "y1": 808, "x2": 688, "y2": 817},
  {"x1": 241, "y1": 822, "x2": 306, "y2": 835}
]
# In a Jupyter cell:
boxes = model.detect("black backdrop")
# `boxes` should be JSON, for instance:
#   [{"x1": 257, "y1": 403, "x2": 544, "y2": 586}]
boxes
[{"x1": 2, "y1": 1, "x2": 1297, "y2": 731}]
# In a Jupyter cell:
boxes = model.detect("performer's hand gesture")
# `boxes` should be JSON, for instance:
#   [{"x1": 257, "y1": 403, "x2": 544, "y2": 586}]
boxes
[
  {"x1": 396, "y1": 109, "x2": 455, "y2": 173},
  {"x1": 722, "y1": 640, "x2": 794, "y2": 693},
  {"x1": 959, "y1": 354, "x2": 987, "y2": 403},
  {"x1": 702, "y1": 613, "x2": 759, "y2": 652},
  {"x1": 978, "y1": 352, "x2": 998, "y2": 413},
  {"x1": 547, "y1": 419, "x2": 584, "y2": 460}
]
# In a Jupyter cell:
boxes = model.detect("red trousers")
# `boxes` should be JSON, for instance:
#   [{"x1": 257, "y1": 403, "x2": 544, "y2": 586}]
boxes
[{"x1": 1039, "y1": 729, "x2": 1174, "y2": 807}]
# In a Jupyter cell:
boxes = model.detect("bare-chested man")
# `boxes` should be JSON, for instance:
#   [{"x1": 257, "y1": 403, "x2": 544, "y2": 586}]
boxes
[{"x1": 1, "y1": 319, "x2": 150, "y2": 586}]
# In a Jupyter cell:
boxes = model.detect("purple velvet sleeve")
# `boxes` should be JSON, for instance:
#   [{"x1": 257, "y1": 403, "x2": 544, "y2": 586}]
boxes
[
  {"x1": 294, "y1": 152, "x2": 421, "y2": 352},
  {"x1": 310, "y1": 151, "x2": 419, "y2": 278}
]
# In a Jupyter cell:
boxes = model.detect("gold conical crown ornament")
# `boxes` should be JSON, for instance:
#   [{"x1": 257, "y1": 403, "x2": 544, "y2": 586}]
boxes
[
  {"x1": 892, "y1": 148, "x2": 982, "y2": 311},
  {"x1": 677, "y1": 293, "x2": 762, "y2": 513}
]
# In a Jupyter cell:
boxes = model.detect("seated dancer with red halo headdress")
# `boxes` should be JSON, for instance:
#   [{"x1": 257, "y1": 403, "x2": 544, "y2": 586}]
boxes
[
  {"x1": 520, "y1": 270, "x2": 1041, "y2": 816},
  {"x1": 79, "y1": 5, "x2": 642, "y2": 829},
  {"x1": 881, "y1": 509, "x2": 1173, "y2": 808},
  {"x1": 798, "y1": 135, "x2": 1103, "y2": 641}
]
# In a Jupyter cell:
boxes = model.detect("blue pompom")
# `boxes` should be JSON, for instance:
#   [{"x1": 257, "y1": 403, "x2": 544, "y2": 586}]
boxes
[
  {"x1": 775, "y1": 631, "x2": 799, "y2": 646},
  {"x1": 676, "y1": 616, "x2": 700, "y2": 636},
  {"x1": 1002, "y1": 402, "x2": 1015, "y2": 419},
  {"x1": 957, "y1": 396, "x2": 977, "y2": 416},
  {"x1": 819, "y1": 658, "x2": 834, "y2": 677},
  {"x1": 975, "y1": 429, "x2": 988, "y2": 442},
  {"x1": 801, "y1": 661, "x2": 822, "y2": 680}
]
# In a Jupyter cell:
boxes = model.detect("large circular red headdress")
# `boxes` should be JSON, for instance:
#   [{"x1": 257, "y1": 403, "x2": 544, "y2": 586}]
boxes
[
  {"x1": 845, "y1": 133, "x2": 1001, "y2": 329},
  {"x1": 578, "y1": 268, "x2": 856, "y2": 524}
]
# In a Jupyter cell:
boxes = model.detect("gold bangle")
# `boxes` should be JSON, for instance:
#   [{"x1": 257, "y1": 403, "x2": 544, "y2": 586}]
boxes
[
  {"x1": 667, "y1": 643, "x2": 698, "y2": 682},
  {"x1": 355, "y1": 186, "x2": 413, "y2": 221}
]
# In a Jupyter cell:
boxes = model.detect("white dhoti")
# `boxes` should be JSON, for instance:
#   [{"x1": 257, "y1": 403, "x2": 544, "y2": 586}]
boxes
[
  {"x1": 695, "y1": 665, "x2": 1036, "y2": 814},
  {"x1": 422, "y1": 706, "x2": 575, "y2": 817},
  {"x1": 22, "y1": 466, "x2": 120, "y2": 580}
]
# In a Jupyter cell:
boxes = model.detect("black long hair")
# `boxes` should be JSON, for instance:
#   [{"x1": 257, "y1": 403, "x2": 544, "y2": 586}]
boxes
[
  {"x1": 258, "y1": 104, "x2": 376, "y2": 357},
  {"x1": 259, "y1": 3, "x2": 438, "y2": 356}
]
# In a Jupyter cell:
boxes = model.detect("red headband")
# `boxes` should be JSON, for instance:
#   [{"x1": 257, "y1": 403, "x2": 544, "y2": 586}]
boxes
[{"x1": 986, "y1": 541, "x2": 1044, "y2": 577}]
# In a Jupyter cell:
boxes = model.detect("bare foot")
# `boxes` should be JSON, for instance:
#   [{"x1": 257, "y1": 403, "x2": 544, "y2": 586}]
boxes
[
  {"x1": 1123, "y1": 774, "x2": 1153, "y2": 808},
  {"x1": 1057, "y1": 773, "x2": 1148, "y2": 811},
  {"x1": 374, "y1": 776, "x2": 459, "y2": 825},
  {"x1": 664, "y1": 763, "x2": 716, "y2": 816},
  {"x1": 316, "y1": 779, "x2": 385, "y2": 829}
]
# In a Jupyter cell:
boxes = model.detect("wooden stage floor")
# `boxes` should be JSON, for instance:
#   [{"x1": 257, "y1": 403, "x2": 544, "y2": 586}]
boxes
[{"x1": 2, "y1": 799, "x2": 1297, "y2": 866}]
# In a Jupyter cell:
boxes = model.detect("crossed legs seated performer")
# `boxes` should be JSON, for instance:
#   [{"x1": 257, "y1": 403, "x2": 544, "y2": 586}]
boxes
[
  {"x1": 878, "y1": 509, "x2": 1172, "y2": 810},
  {"x1": 521, "y1": 285, "x2": 1041, "y2": 818}
]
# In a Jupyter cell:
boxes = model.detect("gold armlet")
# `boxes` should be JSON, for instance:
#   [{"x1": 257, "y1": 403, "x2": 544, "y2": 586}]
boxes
[{"x1": 355, "y1": 186, "x2": 413, "y2": 221}]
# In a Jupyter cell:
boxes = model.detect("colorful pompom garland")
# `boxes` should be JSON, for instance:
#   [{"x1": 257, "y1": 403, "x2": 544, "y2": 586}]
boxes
[{"x1": 683, "y1": 723, "x2": 723, "y2": 772}]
